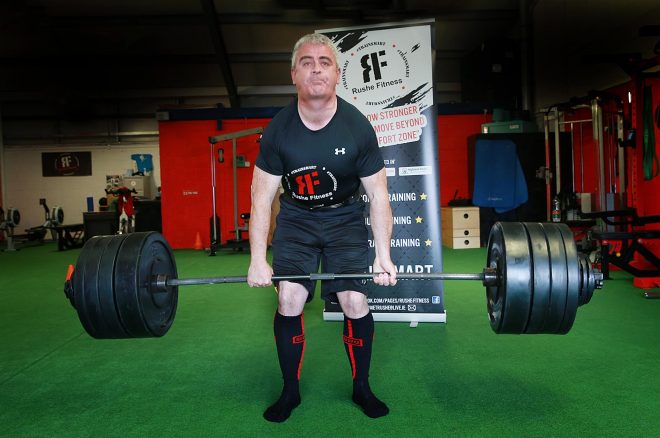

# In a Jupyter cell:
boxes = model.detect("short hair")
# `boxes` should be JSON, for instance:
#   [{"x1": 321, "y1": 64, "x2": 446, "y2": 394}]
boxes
[{"x1": 291, "y1": 33, "x2": 340, "y2": 68}]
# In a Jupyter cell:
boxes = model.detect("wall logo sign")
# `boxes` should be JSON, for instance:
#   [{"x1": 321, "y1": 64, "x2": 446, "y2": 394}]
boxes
[{"x1": 42, "y1": 152, "x2": 92, "y2": 177}]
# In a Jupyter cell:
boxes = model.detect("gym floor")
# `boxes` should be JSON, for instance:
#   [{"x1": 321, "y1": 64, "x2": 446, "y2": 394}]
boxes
[{"x1": 1, "y1": 242, "x2": 659, "y2": 436}]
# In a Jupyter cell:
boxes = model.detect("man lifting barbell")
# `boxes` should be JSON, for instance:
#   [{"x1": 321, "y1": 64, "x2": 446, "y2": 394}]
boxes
[
  {"x1": 247, "y1": 33, "x2": 397, "y2": 422},
  {"x1": 61, "y1": 33, "x2": 604, "y2": 427}
]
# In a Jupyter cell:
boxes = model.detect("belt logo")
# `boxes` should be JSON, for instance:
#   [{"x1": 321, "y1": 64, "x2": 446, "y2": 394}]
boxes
[{"x1": 334, "y1": 148, "x2": 346, "y2": 155}]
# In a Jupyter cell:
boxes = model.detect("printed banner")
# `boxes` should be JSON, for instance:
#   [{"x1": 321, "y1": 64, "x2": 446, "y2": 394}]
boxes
[
  {"x1": 42, "y1": 152, "x2": 92, "y2": 177},
  {"x1": 319, "y1": 20, "x2": 445, "y2": 323}
]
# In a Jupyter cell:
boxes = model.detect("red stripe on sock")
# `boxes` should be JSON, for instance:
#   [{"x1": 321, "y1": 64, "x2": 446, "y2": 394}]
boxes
[
  {"x1": 297, "y1": 313, "x2": 306, "y2": 380},
  {"x1": 347, "y1": 319, "x2": 356, "y2": 379}
]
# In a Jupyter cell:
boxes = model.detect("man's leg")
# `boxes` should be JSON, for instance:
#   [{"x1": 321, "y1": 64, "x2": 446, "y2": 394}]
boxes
[
  {"x1": 264, "y1": 282, "x2": 308, "y2": 423},
  {"x1": 337, "y1": 291, "x2": 389, "y2": 418}
]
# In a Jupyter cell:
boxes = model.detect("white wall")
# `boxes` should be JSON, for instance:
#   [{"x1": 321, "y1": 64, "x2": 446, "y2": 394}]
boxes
[{"x1": 3, "y1": 143, "x2": 161, "y2": 233}]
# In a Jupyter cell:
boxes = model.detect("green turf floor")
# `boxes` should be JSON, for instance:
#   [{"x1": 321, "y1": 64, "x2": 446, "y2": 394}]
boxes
[{"x1": 1, "y1": 241, "x2": 660, "y2": 437}]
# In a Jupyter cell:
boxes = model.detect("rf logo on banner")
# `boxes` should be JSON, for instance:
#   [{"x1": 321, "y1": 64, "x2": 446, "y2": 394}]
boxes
[{"x1": 361, "y1": 50, "x2": 387, "y2": 82}]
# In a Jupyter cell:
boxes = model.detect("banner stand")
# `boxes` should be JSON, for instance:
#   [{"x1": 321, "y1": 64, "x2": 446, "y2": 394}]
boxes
[
  {"x1": 319, "y1": 19, "x2": 445, "y2": 325},
  {"x1": 323, "y1": 311, "x2": 447, "y2": 324}
]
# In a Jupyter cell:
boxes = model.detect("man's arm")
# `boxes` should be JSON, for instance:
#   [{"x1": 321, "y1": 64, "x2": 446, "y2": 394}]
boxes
[
  {"x1": 360, "y1": 168, "x2": 397, "y2": 286},
  {"x1": 247, "y1": 167, "x2": 282, "y2": 287}
]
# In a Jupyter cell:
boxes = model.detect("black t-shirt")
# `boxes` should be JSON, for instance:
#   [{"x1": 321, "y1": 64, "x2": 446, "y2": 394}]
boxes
[{"x1": 256, "y1": 97, "x2": 384, "y2": 208}]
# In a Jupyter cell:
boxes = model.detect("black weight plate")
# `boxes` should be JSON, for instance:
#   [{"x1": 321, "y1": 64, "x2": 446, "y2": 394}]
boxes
[
  {"x1": 114, "y1": 232, "x2": 178, "y2": 338},
  {"x1": 539, "y1": 224, "x2": 568, "y2": 334},
  {"x1": 114, "y1": 233, "x2": 154, "y2": 337},
  {"x1": 73, "y1": 236, "x2": 106, "y2": 338},
  {"x1": 557, "y1": 224, "x2": 580, "y2": 333},
  {"x1": 521, "y1": 223, "x2": 552, "y2": 334},
  {"x1": 96, "y1": 234, "x2": 130, "y2": 338},
  {"x1": 578, "y1": 254, "x2": 594, "y2": 306},
  {"x1": 486, "y1": 222, "x2": 532, "y2": 334},
  {"x1": 584, "y1": 255, "x2": 595, "y2": 304},
  {"x1": 485, "y1": 223, "x2": 505, "y2": 333},
  {"x1": 137, "y1": 233, "x2": 178, "y2": 336},
  {"x1": 82, "y1": 236, "x2": 116, "y2": 338}
]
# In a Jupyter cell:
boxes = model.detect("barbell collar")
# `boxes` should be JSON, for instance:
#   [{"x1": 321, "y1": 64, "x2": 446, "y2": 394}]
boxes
[{"x1": 481, "y1": 267, "x2": 498, "y2": 287}]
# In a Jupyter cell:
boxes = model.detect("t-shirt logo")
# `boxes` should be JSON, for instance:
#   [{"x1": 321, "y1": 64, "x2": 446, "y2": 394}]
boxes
[
  {"x1": 286, "y1": 166, "x2": 338, "y2": 203},
  {"x1": 295, "y1": 171, "x2": 320, "y2": 195},
  {"x1": 334, "y1": 147, "x2": 346, "y2": 155}
]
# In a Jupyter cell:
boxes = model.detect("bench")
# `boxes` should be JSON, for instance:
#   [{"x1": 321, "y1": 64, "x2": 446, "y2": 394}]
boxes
[
  {"x1": 583, "y1": 209, "x2": 660, "y2": 281},
  {"x1": 55, "y1": 224, "x2": 84, "y2": 251}
]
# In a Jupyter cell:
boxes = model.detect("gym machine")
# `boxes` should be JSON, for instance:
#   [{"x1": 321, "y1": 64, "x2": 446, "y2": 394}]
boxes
[
  {"x1": 208, "y1": 127, "x2": 263, "y2": 255},
  {"x1": 0, "y1": 207, "x2": 21, "y2": 251}
]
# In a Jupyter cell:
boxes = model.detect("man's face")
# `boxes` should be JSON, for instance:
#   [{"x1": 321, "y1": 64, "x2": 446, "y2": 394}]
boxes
[{"x1": 291, "y1": 42, "x2": 340, "y2": 101}]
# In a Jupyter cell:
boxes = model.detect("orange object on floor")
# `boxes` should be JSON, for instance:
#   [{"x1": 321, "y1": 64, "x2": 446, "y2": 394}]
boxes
[{"x1": 194, "y1": 232, "x2": 203, "y2": 250}]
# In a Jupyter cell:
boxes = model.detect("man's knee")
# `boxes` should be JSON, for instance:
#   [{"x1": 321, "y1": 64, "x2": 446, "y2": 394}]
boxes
[
  {"x1": 337, "y1": 291, "x2": 369, "y2": 319},
  {"x1": 277, "y1": 282, "x2": 308, "y2": 316}
]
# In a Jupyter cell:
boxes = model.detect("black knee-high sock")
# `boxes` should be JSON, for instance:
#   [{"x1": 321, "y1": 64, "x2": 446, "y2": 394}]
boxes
[
  {"x1": 343, "y1": 312, "x2": 389, "y2": 418},
  {"x1": 264, "y1": 311, "x2": 305, "y2": 423}
]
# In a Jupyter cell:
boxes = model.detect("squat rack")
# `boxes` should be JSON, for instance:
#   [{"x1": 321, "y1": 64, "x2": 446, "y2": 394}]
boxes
[{"x1": 542, "y1": 96, "x2": 627, "y2": 223}]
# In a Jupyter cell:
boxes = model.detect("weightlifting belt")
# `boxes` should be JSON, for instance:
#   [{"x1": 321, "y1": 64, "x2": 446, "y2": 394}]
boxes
[{"x1": 281, "y1": 191, "x2": 361, "y2": 211}]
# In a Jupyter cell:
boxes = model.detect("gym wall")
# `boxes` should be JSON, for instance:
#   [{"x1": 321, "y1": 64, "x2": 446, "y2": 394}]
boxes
[
  {"x1": 438, "y1": 114, "x2": 491, "y2": 204},
  {"x1": 2, "y1": 145, "x2": 161, "y2": 232},
  {"x1": 607, "y1": 77, "x2": 660, "y2": 220},
  {"x1": 560, "y1": 77, "x2": 660, "y2": 222},
  {"x1": 159, "y1": 118, "x2": 267, "y2": 249},
  {"x1": 159, "y1": 113, "x2": 491, "y2": 249}
]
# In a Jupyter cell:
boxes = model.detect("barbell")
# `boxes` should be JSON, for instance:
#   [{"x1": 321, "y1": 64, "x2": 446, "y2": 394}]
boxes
[{"x1": 63, "y1": 221, "x2": 603, "y2": 339}]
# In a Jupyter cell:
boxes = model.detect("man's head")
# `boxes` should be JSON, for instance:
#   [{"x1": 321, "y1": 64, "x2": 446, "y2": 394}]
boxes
[
  {"x1": 290, "y1": 33, "x2": 341, "y2": 102},
  {"x1": 291, "y1": 33, "x2": 339, "y2": 68}
]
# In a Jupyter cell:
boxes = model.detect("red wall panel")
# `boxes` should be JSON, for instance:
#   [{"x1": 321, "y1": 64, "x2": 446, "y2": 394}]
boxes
[
  {"x1": 159, "y1": 118, "x2": 268, "y2": 249},
  {"x1": 437, "y1": 114, "x2": 491, "y2": 206},
  {"x1": 606, "y1": 78, "x2": 660, "y2": 221},
  {"x1": 160, "y1": 113, "x2": 489, "y2": 248}
]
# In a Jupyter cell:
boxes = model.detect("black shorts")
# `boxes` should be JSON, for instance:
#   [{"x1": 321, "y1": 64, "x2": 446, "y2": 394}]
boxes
[{"x1": 271, "y1": 199, "x2": 370, "y2": 303}]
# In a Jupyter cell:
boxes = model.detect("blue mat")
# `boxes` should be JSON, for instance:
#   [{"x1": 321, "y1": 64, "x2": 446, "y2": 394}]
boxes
[{"x1": 472, "y1": 139, "x2": 528, "y2": 213}]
